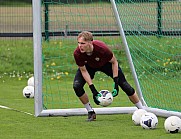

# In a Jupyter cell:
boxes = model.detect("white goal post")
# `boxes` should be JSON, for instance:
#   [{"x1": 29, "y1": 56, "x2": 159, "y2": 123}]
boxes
[{"x1": 33, "y1": 0, "x2": 181, "y2": 118}]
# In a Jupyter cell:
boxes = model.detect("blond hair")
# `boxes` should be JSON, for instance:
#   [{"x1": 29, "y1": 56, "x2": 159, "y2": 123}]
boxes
[{"x1": 77, "y1": 31, "x2": 93, "y2": 41}]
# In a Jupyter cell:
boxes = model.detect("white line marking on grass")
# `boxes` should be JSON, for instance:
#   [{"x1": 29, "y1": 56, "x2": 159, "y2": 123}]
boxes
[{"x1": 0, "y1": 105, "x2": 34, "y2": 116}]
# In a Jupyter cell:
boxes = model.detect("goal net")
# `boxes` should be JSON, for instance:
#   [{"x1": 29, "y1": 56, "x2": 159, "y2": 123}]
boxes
[{"x1": 33, "y1": 0, "x2": 181, "y2": 117}]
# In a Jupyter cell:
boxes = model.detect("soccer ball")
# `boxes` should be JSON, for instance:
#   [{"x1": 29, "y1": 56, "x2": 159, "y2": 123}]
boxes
[
  {"x1": 140, "y1": 112, "x2": 158, "y2": 129},
  {"x1": 27, "y1": 76, "x2": 34, "y2": 87},
  {"x1": 23, "y1": 86, "x2": 34, "y2": 98},
  {"x1": 164, "y1": 116, "x2": 181, "y2": 133},
  {"x1": 98, "y1": 90, "x2": 113, "y2": 107},
  {"x1": 132, "y1": 109, "x2": 147, "y2": 125}
]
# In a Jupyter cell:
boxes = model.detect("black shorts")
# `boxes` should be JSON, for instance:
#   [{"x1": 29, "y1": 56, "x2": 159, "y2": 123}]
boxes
[{"x1": 73, "y1": 62, "x2": 127, "y2": 87}]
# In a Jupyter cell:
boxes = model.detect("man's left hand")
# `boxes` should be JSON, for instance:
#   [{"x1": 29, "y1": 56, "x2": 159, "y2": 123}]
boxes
[{"x1": 112, "y1": 77, "x2": 119, "y2": 97}]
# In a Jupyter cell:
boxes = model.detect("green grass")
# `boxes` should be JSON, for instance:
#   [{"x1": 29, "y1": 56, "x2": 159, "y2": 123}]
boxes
[
  {"x1": 0, "y1": 38, "x2": 181, "y2": 138},
  {"x1": 0, "y1": 1, "x2": 181, "y2": 138},
  {"x1": 0, "y1": 78, "x2": 180, "y2": 139},
  {"x1": 0, "y1": 78, "x2": 179, "y2": 139},
  {"x1": 0, "y1": 40, "x2": 33, "y2": 74}
]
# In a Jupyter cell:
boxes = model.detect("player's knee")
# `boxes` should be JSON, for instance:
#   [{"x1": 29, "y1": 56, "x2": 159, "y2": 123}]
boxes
[
  {"x1": 121, "y1": 82, "x2": 135, "y2": 96},
  {"x1": 73, "y1": 81, "x2": 85, "y2": 97}
]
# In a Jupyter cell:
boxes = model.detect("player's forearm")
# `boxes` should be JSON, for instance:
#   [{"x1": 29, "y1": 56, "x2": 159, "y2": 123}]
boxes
[
  {"x1": 109, "y1": 55, "x2": 118, "y2": 78},
  {"x1": 80, "y1": 67, "x2": 93, "y2": 85},
  {"x1": 112, "y1": 62, "x2": 118, "y2": 78},
  {"x1": 111, "y1": 58, "x2": 118, "y2": 78}
]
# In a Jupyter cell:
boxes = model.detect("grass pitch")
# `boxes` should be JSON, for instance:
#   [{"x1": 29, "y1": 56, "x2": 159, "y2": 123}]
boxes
[
  {"x1": 0, "y1": 78, "x2": 181, "y2": 139},
  {"x1": 0, "y1": 1, "x2": 180, "y2": 137},
  {"x1": 0, "y1": 35, "x2": 181, "y2": 138}
]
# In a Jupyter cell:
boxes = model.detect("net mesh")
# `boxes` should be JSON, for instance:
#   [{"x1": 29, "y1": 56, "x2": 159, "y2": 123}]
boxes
[
  {"x1": 41, "y1": 0, "x2": 181, "y2": 112},
  {"x1": 41, "y1": 1, "x2": 130, "y2": 109},
  {"x1": 116, "y1": 0, "x2": 181, "y2": 111}
]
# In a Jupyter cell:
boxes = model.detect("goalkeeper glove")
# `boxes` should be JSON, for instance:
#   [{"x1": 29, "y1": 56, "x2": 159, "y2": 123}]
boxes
[
  {"x1": 89, "y1": 84, "x2": 101, "y2": 105},
  {"x1": 112, "y1": 77, "x2": 119, "y2": 97}
]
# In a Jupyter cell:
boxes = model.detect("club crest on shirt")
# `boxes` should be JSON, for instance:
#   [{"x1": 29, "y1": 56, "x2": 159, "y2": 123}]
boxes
[{"x1": 95, "y1": 57, "x2": 100, "y2": 61}]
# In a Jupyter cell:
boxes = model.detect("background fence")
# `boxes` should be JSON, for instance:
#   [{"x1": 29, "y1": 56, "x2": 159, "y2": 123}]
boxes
[{"x1": 0, "y1": 0, "x2": 180, "y2": 39}]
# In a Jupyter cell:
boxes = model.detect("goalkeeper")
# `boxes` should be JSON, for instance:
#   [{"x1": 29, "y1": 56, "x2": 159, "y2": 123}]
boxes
[{"x1": 73, "y1": 31, "x2": 144, "y2": 121}]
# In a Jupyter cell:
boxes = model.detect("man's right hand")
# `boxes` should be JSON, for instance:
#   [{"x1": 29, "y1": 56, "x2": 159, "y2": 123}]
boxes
[
  {"x1": 93, "y1": 94, "x2": 101, "y2": 105},
  {"x1": 89, "y1": 84, "x2": 101, "y2": 105}
]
